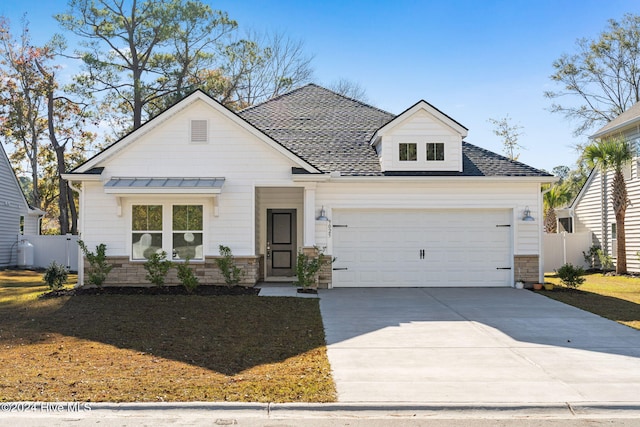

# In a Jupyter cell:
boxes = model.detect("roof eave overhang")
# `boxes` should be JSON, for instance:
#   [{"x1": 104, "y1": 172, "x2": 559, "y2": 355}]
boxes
[
  {"x1": 590, "y1": 119, "x2": 640, "y2": 140},
  {"x1": 73, "y1": 91, "x2": 321, "y2": 175},
  {"x1": 305, "y1": 175, "x2": 557, "y2": 184},
  {"x1": 370, "y1": 100, "x2": 468, "y2": 145},
  {"x1": 61, "y1": 173, "x2": 103, "y2": 182},
  {"x1": 291, "y1": 173, "x2": 332, "y2": 182}
]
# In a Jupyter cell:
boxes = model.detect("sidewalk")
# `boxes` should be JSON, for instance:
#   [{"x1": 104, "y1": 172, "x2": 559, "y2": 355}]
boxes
[{"x1": 3, "y1": 401, "x2": 640, "y2": 426}]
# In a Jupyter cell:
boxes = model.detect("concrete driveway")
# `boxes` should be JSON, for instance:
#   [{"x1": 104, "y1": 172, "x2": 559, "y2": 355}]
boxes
[{"x1": 318, "y1": 287, "x2": 640, "y2": 404}]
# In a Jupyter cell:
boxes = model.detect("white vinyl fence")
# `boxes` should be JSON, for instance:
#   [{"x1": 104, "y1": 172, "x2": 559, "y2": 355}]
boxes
[
  {"x1": 543, "y1": 231, "x2": 592, "y2": 273},
  {"x1": 19, "y1": 234, "x2": 79, "y2": 271}
]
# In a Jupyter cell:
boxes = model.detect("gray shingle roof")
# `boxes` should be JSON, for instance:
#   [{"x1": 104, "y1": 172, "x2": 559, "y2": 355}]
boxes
[{"x1": 240, "y1": 84, "x2": 551, "y2": 177}]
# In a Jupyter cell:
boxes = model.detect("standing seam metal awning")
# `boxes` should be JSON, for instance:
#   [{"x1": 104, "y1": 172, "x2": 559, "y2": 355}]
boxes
[{"x1": 103, "y1": 177, "x2": 225, "y2": 194}]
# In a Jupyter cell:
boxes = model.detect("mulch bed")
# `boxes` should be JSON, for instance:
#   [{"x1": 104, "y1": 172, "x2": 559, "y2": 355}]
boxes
[{"x1": 40, "y1": 285, "x2": 260, "y2": 298}]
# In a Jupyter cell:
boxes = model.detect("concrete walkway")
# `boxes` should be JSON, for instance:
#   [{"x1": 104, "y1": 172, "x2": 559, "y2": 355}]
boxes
[
  {"x1": 319, "y1": 287, "x2": 640, "y2": 404},
  {"x1": 257, "y1": 282, "x2": 319, "y2": 298}
]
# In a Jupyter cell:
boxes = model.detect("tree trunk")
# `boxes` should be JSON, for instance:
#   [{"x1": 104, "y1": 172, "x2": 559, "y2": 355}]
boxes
[
  {"x1": 36, "y1": 60, "x2": 69, "y2": 235},
  {"x1": 545, "y1": 208, "x2": 557, "y2": 233},
  {"x1": 616, "y1": 210, "x2": 627, "y2": 274},
  {"x1": 67, "y1": 182, "x2": 78, "y2": 234},
  {"x1": 612, "y1": 170, "x2": 628, "y2": 274},
  {"x1": 56, "y1": 148, "x2": 70, "y2": 235}
]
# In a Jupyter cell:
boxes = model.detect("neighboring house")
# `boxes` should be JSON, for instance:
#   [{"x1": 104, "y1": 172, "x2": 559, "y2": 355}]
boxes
[
  {"x1": 561, "y1": 102, "x2": 640, "y2": 272},
  {"x1": 0, "y1": 143, "x2": 42, "y2": 267},
  {"x1": 63, "y1": 84, "x2": 554, "y2": 288}
]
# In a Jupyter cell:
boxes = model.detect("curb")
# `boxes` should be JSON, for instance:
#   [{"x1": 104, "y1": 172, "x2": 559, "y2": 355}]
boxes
[{"x1": 13, "y1": 401, "x2": 639, "y2": 419}]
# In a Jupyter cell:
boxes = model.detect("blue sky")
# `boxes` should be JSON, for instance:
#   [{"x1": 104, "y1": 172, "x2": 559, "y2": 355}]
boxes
[{"x1": 2, "y1": 0, "x2": 640, "y2": 172}]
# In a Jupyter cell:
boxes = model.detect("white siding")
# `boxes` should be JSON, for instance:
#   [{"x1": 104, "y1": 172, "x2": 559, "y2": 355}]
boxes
[
  {"x1": 623, "y1": 156, "x2": 640, "y2": 271},
  {"x1": 0, "y1": 145, "x2": 29, "y2": 267},
  {"x1": 80, "y1": 99, "x2": 300, "y2": 258},
  {"x1": 315, "y1": 180, "x2": 541, "y2": 256},
  {"x1": 575, "y1": 125, "x2": 640, "y2": 272},
  {"x1": 380, "y1": 109, "x2": 462, "y2": 172}
]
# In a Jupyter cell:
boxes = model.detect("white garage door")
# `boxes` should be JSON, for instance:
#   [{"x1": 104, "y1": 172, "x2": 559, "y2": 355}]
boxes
[{"x1": 331, "y1": 209, "x2": 512, "y2": 287}]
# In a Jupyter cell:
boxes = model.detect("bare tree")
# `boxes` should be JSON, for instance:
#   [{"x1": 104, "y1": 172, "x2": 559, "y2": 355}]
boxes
[
  {"x1": 222, "y1": 30, "x2": 314, "y2": 109},
  {"x1": 488, "y1": 115, "x2": 524, "y2": 161},
  {"x1": 545, "y1": 13, "x2": 640, "y2": 135},
  {"x1": 328, "y1": 78, "x2": 368, "y2": 102}
]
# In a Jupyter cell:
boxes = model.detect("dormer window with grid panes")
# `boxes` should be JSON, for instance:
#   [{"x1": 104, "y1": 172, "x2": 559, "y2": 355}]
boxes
[{"x1": 190, "y1": 119, "x2": 208, "y2": 143}]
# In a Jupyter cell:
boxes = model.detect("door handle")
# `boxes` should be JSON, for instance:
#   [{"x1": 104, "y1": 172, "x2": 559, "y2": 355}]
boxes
[
  {"x1": 419, "y1": 249, "x2": 425, "y2": 259},
  {"x1": 267, "y1": 241, "x2": 271, "y2": 258}
]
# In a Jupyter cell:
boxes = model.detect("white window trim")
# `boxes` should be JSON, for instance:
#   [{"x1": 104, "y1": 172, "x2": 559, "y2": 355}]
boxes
[
  {"x1": 129, "y1": 200, "x2": 207, "y2": 262},
  {"x1": 398, "y1": 142, "x2": 418, "y2": 161},
  {"x1": 426, "y1": 142, "x2": 445, "y2": 161}
]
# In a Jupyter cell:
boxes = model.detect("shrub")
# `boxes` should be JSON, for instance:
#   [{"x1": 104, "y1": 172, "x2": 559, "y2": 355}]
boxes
[
  {"x1": 583, "y1": 245, "x2": 600, "y2": 270},
  {"x1": 176, "y1": 257, "x2": 199, "y2": 293},
  {"x1": 214, "y1": 245, "x2": 243, "y2": 287},
  {"x1": 43, "y1": 261, "x2": 68, "y2": 290},
  {"x1": 597, "y1": 249, "x2": 614, "y2": 272},
  {"x1": 556, "y1": 263, "x2": 586, "y2": 289},
  {"x1": 143, "y1": 251, "x2": 173, "y2": 287},
  {"x1": 294, "y1": 247, "x2": 332, "y2": 289},
  {"x1": 78, "y1": 240, "x2": 113, "y2": 287}
]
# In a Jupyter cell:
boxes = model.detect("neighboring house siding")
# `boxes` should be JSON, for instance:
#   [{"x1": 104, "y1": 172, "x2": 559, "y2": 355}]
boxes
[
  {"x1": 574, "y1": 126, "x2": 640, "y2": 272},
  {"x1": 80, "y1": 100, "x2": 299, "y2": 258},
  {"x1": 622, "y1": 157, "x2": 640, "y2": 271},
  {"x1": 574, "y1": 171, "x2": 604, "y2": 246},
  {"x1": 0, "y1": 147, "x2": 27, "y2": 267},
  {"x1": 314, "y1": 180, "x2": 541, "y2": 255}
]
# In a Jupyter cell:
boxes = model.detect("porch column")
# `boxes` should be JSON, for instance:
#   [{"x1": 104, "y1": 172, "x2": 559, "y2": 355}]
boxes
[{"x1": 303, "y1": 184, "x2": 316, "y2": 247}]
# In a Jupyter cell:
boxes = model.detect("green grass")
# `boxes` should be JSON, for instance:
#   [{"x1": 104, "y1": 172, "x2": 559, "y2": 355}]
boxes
[
  {"x1": 0, "y1": 270, "x2": 336, "y2": 402},
  {"x1": 542, "y1": 272, "x2": 640, "y2": 330}
]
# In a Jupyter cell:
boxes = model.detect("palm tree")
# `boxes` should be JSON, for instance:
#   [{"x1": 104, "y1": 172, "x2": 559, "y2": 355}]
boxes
[
  {"x1": 543, "y1": 185, "x2": 571, "y2": 233},
  {"x1": 584, "y1": 137, "x2": 634, "y2": 274}
]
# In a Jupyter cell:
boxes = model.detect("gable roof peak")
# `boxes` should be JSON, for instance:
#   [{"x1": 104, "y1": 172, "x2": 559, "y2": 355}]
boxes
[{"x1": 591, "y1": 101, "x2": 640, "y2": 139}]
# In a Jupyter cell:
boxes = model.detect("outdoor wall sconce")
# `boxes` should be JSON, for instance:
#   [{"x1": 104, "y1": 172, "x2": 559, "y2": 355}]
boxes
[
  {"x1": 317, "y1": 206, "x2": 329, "y2": 221},
  {"x1": 522, "y1": 206, "x2": 535, "y2": 221}
]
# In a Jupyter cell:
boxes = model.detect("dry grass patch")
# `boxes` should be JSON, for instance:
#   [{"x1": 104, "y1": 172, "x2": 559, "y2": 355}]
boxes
[
  {"x1": 542, "y1": 272, "x2": 640, "y2": 330},
  {"x1": 0, "y1": 270, "x2": 335, "y2": 402}
]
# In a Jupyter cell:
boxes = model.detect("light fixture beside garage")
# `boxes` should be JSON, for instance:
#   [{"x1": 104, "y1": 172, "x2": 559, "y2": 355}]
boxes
[
  {"x1": 317, "y1": 206, "x2": 331, "y2": 237},
  {"x1": 317, "y1": 206, "x2": 329, "y2": 221},
  {"x1": 522, "y1": 206, "x2": 535, "y2": 221}
]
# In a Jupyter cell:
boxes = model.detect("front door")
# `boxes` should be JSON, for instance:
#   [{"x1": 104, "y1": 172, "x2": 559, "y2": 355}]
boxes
[{"x1": 267, "y1": 209, "x2": 297, "y2": 277}]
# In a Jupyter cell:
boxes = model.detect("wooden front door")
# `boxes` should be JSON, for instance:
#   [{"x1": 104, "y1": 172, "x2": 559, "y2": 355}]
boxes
[{"x1": 267, "y1": 209, "x2": 297, "y2": 277}]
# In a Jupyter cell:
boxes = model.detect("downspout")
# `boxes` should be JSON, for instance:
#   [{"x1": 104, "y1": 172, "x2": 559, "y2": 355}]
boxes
[
  {"x1": 67, "y1": 180, "x2": 84, "y2": 287},
  {"x1": 539, "y1": 185, "x2": 553, "y2": 283}
]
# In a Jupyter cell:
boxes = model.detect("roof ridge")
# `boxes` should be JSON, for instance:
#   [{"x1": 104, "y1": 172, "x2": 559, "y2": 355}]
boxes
[
  {"x1": 239, "y1": 82, "x2": 396, "y2": 118},
  {"x1": 311, "y1": 83, "x2": 395, "y2": 117},
  {"x1": 238, "y1": 83, "x2": 317, "y2": 114}
]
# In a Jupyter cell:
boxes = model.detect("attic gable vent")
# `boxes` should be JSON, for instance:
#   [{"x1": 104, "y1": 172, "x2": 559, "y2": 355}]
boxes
[{"x1": 190, "y1": 119, "x2": 208, "y2": 143}]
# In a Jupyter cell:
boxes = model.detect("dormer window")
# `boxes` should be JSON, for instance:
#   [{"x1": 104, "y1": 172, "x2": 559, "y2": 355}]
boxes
[
  {"x1": 426, "y1": 143, "x2": 444, "y2": 161},
  {"x1": 399, "y1": 143, "x2": 417, "y2": 161},
  {"x1": 190, "y1": 119, "x2": 208, "y2": 143}
]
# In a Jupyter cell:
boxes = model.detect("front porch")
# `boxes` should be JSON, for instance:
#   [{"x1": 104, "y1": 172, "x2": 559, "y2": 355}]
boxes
[{"x1": 255, "y1": 186, "x2": 332, "y2": 288}]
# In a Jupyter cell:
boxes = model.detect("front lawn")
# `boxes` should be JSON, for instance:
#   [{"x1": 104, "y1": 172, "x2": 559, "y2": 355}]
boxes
[
  {"x1": 542, "y1": 272, "x2": 640, "y2": 331},
  {"x1": 0, "y1": 270, "x2": 336, "y2": 402}
]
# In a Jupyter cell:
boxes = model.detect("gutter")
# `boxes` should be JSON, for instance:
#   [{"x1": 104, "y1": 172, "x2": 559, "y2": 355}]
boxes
[{"x1": 292, "y1": 174, "x2": 557, "y2": 184}]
